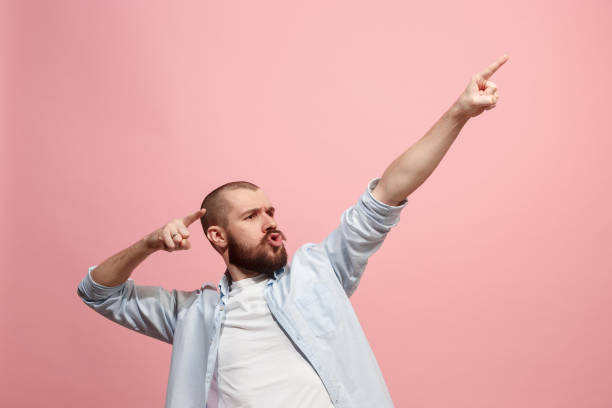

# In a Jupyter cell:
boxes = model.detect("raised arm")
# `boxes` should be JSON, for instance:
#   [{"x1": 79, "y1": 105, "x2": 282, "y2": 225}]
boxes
[
  {"x1": 76, "y1": 208, "x2": 207, "y2": 344},
  {"x1": 372, "y1": 54, "x2": 509, "y2": 206}
]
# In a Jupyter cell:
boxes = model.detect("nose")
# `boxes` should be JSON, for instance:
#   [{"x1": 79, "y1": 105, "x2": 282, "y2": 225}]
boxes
[{"x1": 262, "y1": 212, "x2": 277, "y2": 231}]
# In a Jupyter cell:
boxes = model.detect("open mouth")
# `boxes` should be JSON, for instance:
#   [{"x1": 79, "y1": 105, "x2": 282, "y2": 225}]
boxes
[{"x1": 267, "y1": 232, "x2": 284, "y2": 247}]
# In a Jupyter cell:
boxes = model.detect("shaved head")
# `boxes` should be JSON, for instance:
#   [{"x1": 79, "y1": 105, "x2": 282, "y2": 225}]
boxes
[{"x1": 200, "y1": 181, "x2": 259, "y2": 253}]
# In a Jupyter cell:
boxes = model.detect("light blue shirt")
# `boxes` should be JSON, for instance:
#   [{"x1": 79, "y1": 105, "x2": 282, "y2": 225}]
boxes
[{"x1": 77, "y1": 177, "x2": 408, "y2": 407}]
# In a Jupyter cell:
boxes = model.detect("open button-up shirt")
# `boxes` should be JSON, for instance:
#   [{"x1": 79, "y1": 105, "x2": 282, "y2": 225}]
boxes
[{"x1": 77, "y1": 177, "x2": 408, "y2": 407}]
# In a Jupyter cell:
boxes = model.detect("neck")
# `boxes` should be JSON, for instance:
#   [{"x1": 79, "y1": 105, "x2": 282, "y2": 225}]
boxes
[{"x1": 226, "y1": 264, "x2": 263, "y2": 282}]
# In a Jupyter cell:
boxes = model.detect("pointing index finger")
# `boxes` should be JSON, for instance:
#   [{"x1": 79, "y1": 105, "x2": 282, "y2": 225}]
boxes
[
  {"x1": 478, "y1": 54, "x2": 509, "y2": 80},
  {"x1": 183, "y1": 208, "x2": 207, "y2": 227}
]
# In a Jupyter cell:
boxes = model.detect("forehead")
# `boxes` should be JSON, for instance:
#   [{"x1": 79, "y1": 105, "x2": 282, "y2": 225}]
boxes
[{"x1": 224, "y1": 188, "x2": 273, "y2": 218}]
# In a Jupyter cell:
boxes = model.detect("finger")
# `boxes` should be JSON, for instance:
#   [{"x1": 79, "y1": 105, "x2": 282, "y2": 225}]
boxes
[
  {"x1": 484, "y1": 80, "x2": 498, "y2": 95},
  {"x1": 169, "y1": 228, "x2": 183, "y2": 243},
  {"x1": 478, "y1": 54, "x2": 509, "y2": 80},
  {"x1": 473, "y1": 94, "x2": 498, "y2": 106},
  {"x1": 179, "y1": 239, "x2": 191, "y2": 250},
  {"x1": 162, "y1": 230, "x2": 175, "y2": 249},
  {"x1": 177, "y1": 224, "x2": 190, "y2": 238},
  {"x1": 183, "y1": 208, "x2": 207, "y2": 227}
]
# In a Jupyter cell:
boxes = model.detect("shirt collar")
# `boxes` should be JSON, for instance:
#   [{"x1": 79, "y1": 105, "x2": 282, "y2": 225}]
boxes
[{"x1": 217, "y1": 265, "x2": 286, "y2": 299}]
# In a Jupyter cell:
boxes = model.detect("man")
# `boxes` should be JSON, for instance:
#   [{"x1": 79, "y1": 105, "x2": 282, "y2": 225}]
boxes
[{"x1": 77, "y1": 54, "x2": 508, "y2": 407}]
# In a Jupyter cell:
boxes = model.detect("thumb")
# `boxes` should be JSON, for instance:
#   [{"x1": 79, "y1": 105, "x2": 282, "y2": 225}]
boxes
[{"x1": 179, "y1": 239, "x2": 192, "y2": 250}]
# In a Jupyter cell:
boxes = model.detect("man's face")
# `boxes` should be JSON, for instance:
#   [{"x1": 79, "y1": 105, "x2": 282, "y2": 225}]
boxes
[{"x1": 223, "y1": 188, "x2": 287, "y2": 275}]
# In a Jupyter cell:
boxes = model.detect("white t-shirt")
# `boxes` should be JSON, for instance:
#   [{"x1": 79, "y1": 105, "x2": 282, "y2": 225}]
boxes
[{"x1": 216, "y1": 273, "x2": 334, "y2": 407}]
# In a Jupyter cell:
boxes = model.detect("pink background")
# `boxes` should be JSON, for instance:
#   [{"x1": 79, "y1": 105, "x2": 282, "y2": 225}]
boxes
[{"x1": 3, "y1": 0, "x2": 611, "y2": 407}]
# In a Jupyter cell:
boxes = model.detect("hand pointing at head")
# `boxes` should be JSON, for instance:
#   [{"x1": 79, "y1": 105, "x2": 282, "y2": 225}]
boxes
[
  {"x1": 144, "y1": 208, "x2": 207, "y2": 252},
  {"x1": 454, "y1": 54, "x2": 509, "y2": 119}
]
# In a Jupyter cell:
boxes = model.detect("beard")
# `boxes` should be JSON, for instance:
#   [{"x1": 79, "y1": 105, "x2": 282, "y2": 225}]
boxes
[{"x1": 226, "y1": 229, "x2": 288, "y2": 277}]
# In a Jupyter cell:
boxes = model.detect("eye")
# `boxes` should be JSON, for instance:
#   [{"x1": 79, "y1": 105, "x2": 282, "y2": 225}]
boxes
[{"x1": 246, "y1": 213, "x2": 257, "y2": 220}]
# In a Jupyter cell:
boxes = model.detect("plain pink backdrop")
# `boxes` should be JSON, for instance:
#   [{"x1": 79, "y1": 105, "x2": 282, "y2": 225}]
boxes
[{"x1": 2, "y1": 0, "x2": 611, "y2": 407}]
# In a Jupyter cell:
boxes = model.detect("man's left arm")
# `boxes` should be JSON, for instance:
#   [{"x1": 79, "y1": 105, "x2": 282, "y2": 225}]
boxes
[
  {"x1": 316, "y1": 55, "x2": 509, "y2": 296},
  {"x1": 372, "y1": 54, "x2": 509, "y2": 205}
]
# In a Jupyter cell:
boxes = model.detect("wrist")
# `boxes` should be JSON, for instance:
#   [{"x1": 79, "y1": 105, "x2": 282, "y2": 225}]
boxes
[
  {"x1": 138, "y1": 235, "x2": 160, "y2": 255},
  {"x1": 448, "y1": 99, "x2": 471, "y2": 124}
]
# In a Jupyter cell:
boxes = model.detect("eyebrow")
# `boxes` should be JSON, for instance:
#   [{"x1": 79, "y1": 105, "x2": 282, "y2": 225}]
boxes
[{"x1": 239, "y1": 206, "x2": 275, "y2": 218}]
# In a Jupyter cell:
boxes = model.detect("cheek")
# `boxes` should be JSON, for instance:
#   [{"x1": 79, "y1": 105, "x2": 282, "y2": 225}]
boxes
[{"x1": 235, "y1": 226, "x2": 262, "y2": 246}]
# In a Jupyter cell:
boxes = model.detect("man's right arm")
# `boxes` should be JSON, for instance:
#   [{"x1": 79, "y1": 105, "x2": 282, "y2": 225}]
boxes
[
  {"x1": 89, "y1": 208, "x2": 207, "y2": 286},
  {"x1": 76, "y1": 209, "x2": 207, "y2": 344},
  {"x1": 89, "y1": 238, "x2": 157, "y2": 287}
]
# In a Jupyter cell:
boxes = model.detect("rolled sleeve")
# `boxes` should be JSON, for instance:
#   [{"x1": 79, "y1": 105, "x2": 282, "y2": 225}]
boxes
[
  {"x1": 360, "y1": 177, "x2": 408, "y2": 227},
  {"x1": 77, "y1": 265, "x2": 129, "y2": 301},
  {"x1": 76, "y1": 265, "x2": 188, "y2": 344},
  {"x1": 315, "y1": 177, "x2": 408, "y2": 297}
]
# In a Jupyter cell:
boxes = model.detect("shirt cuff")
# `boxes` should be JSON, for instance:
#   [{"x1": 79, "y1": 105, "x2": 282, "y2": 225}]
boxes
[{"x1": 358, "y1": 177, "x2": 408, "y2": 227}]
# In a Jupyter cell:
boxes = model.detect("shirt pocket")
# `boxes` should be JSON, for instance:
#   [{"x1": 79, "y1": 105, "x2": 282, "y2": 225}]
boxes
[{"x1": 296, "y1": 282, "x2": 341, "y2": 337}]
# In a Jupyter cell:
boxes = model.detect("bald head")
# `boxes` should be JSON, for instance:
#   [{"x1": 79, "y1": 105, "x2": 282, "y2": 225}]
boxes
[{"x1": 200, "y1": 181, "x2": 260, "y2": 253}]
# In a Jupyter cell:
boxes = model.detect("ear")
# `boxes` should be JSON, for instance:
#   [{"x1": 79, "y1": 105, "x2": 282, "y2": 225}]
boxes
[{"x1": 207, "y1": 226, "x2": 227, "y2": 250}]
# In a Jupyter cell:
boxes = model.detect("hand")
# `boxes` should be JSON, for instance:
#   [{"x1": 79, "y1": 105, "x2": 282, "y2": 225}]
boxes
[
  {"x1": 454, "y1": 54, "x2": 509, "y2": 119},
  {"x1": 144, "y1": 208, "x2": 207, "y2": 252}
]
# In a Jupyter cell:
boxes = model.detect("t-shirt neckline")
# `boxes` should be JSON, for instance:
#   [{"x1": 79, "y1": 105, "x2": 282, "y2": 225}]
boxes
[{"x1": 231, "y1": 273, "x2": 269, "y2": 290}]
